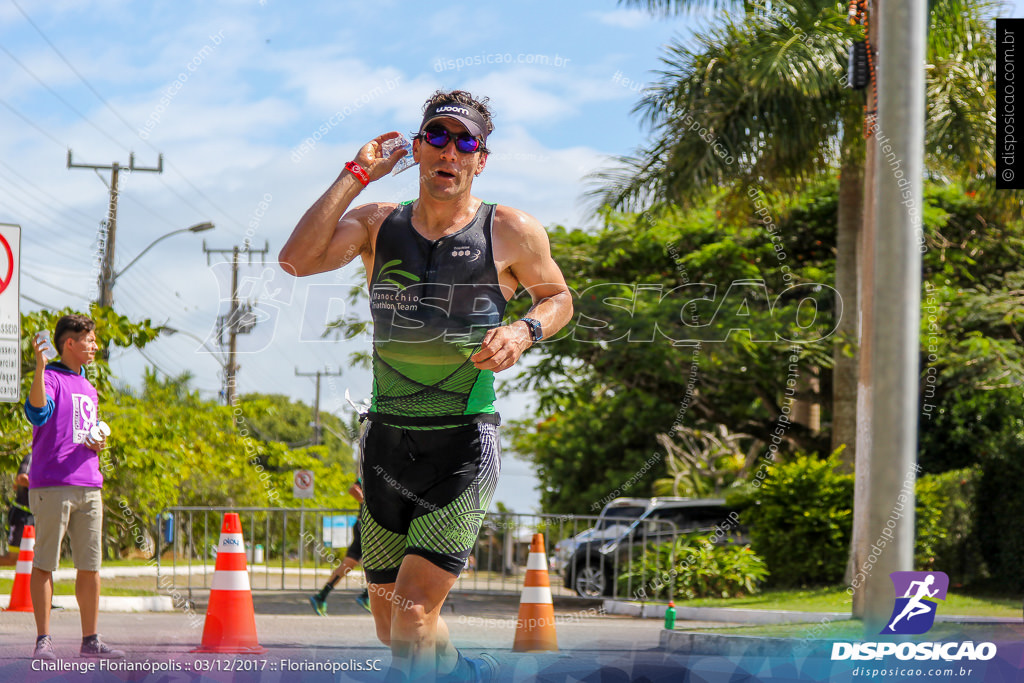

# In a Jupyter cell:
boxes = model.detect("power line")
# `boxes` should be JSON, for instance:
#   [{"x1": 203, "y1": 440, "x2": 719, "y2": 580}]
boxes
[
  {"x1": 8, "y1": 0, "x2": 140, "y2": 136},
  {"x1": 7, "y1": 1, "x2": 249, "y2": 232},
  {"x1": 0, "y1": 97, "x2": 67, "y2": 149},
  {"x1": 21, "y1": 271, "x2": 92, "y2": 302},
  {"x1": 0, "y1": 45, "x2": 129, "y2": 153},
  {"x1": 0, "y1": 158, "x2": 98, "y2": 224},
  {"x1": 20, "y1": 293, "x2": 57, "y2": 309},
  {"x1": 67, "y1": 151, "x2": 165, "y2": 309}
]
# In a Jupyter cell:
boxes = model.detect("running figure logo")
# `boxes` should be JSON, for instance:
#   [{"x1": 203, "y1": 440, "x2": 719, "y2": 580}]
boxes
[{"x1": 882, "y1": 571, "x2": 949, "y2": 635}]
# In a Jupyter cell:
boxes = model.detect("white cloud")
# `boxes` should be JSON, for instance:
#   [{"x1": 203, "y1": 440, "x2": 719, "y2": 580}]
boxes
[{"x1": 590, "y1": 9, "x2": 653, "y2": 29}]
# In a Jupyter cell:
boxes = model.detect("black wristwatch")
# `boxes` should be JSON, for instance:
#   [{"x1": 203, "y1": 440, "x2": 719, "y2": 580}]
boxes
[{"x1": 520, "y1": 317, "x2": 543, "y2": 342}]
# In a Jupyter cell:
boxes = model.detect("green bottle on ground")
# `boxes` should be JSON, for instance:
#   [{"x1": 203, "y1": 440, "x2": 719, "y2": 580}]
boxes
[{"x1": 664, "y1": 601, "x2": 676, "y2": 630}]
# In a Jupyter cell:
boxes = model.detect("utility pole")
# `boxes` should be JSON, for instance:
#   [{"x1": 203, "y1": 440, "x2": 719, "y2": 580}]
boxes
[
  {"x1": 204, "y1": 242, "x2": 269, "y2": 405},
  {"x1": 67, "y1": 151, "x2": 163, "y2": 309},
  {"x1": 851, "y1": 0, "x2": 879, "y2": 620},
  {"x1": 295, "y1": 367, "x2": 343, "y2": 446},
  {"x1": 863, "y1": 0, "x2": 926, "y2": 635}
]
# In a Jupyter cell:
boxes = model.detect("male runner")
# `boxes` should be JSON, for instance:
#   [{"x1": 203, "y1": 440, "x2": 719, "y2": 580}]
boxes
[
  {"x1": 309, "y1": 480, "x2": 370, "y2": 615},
  {"x1": 280, "y1": 90, "x2": 573, "y2": 681}
]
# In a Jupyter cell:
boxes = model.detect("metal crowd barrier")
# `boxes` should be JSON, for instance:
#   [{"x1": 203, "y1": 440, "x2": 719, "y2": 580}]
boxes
[{"x1": 155, "y1": 507, "x2": 680, "y2": 604}]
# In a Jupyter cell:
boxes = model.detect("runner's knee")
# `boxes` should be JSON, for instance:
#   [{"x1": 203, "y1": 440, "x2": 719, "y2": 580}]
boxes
[{"x1": 391, "y1": 601, "x2": 431, "y2": 636}]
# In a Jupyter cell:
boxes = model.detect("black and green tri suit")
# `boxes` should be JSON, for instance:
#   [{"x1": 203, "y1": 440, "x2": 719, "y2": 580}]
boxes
[{"x1": 359, "y1": 201, "x2": 505, "y2": 583}]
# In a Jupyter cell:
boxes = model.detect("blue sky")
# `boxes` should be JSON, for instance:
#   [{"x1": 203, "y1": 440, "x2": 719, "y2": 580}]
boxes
[{"x1": 1, "y1": 1, "x2": 1020, "y2": 511}]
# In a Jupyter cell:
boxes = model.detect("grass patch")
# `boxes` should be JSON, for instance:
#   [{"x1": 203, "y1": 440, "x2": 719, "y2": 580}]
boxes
[
  {"x1": 0, "y1": 576, "x2": 159, "y2": 596},
  {"x1": 678, "y1": 586, "x2": 1021, "y2": 618}
]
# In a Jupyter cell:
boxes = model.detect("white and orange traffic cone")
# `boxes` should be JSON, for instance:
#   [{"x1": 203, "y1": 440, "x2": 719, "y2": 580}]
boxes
[
  {"x1": 5, "y1": 524, "x2": 35, "y2": 612},
  {"x1": 192, "y1": 513, "x2": 265, "y2": 653},
  {"x1": 513, "y1": 533, "x2": 558, "y2": 652}
]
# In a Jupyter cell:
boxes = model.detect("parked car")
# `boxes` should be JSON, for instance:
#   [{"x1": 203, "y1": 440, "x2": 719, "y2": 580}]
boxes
[
  {"x1": 563, "y1": 498, "x2": 745, "y2": 597},
  {"x1": 550, "y1": 498, "x2": 650, "y2": 572}
]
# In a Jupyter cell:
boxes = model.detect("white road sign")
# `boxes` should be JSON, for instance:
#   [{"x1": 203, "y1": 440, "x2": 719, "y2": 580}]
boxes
[
  {"x1": 0, "y1": 224, "x2": 20, "y2": 403},
  {"x1": 293, "y1": 469, "x2": 315, "y2": 499}
]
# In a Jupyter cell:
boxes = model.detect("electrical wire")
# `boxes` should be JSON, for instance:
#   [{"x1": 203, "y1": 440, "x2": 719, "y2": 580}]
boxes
[
  {"x1": 8, "y1": 0, "x2": 249, "y2": 232},
  {"x1": 21, "y1": 271, "x2": 92, "y2": 302},
  {"x1": 0, "y1": 157, "x2": 98, "y2": 224},
  {"x1": 0, "y1": 45, "x2": 130, "y2": 154},
  {"x1": 20, "y1": 292, "x2": 58, "y2": 309},
  {"x1": 0, "y1": 97, "x2": 67, "y2": 149}
]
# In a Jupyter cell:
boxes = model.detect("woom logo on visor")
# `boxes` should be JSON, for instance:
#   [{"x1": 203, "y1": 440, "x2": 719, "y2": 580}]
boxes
[{"x1": 436, "y1": 105, "x2": 471, "y2": 116}]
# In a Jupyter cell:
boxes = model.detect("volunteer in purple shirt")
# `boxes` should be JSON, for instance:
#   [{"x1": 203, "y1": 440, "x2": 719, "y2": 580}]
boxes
[{"x1": 24, "y1": 314, "x2": 124, "y2": 661}]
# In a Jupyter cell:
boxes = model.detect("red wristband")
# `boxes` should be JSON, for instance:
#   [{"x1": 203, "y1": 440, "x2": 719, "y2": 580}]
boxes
[{"x1": 345, "y1": 161, "x2": 370, "y2": 187}]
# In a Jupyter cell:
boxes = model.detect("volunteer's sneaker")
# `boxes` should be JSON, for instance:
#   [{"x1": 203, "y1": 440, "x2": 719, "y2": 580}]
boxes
[
  {"x1": 32, "y1": 635, "x2": 56, "y2": 661},
  {"x1": 80, "y1": 635, "x2": 124, "y2": 659},
  {"x1": 465, "y1": 653, "x2": 499, "y2": 683},
  {"x1": 309, "y1": 594, "x2": 328, "y2": 616},
  {"x1": 355, "y1": 589, "x2": 371, "y2": 613}
]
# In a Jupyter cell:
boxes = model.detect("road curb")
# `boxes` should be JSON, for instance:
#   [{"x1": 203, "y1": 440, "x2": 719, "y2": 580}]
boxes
[
  {"x1": 603, "y1": 600, "x2": 850, "y2": 624},
  {"x1": 659, "y1": 629, "x2": 805, "y2": 656}
]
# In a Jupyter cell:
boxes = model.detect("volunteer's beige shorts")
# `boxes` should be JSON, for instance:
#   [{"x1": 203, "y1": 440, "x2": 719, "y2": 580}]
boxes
[{"x1": 29, "y1": 486, "x2": 103, "y2": 572}]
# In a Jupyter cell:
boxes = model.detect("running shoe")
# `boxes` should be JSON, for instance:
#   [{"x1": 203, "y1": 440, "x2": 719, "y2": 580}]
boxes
[
  {"x1": 32, "y1": 635, "x2": 56, "y2": 661},
  {"x1": 355, "y1": 589, "x2": 371, "y2": 613},
  {"x1": 309, "y1": 594, "x2": 327, "y2": 616},
  {"x1": 80, "y1": 636, "x2": 125, "y2": 659},
  {"x1": 465, "y1": 653, "x2": 499, "y2": 683}
]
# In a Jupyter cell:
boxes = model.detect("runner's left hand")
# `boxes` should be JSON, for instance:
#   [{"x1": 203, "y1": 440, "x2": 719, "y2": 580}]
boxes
[{"x1": 470, "y1": 323, "x2": 532, "y2": 372}]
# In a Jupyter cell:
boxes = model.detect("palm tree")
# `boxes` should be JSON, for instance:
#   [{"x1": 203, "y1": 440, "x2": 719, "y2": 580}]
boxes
[{"x1": 597, "y1": 0, "x2": 999, "y2": 471}]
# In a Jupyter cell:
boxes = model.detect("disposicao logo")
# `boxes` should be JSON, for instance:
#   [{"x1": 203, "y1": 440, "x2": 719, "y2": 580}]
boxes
[
  {"x1": 831, "y1": 570, "x2": 997, "y2": 663},
  {"x1": 882, "y1": 571, "x2": 947, "y2": 635}
]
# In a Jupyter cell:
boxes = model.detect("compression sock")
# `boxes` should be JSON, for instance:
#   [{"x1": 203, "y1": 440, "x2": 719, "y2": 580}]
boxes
[{"x1": 316, "y1": 575, "x2": 340, "y2": 601}]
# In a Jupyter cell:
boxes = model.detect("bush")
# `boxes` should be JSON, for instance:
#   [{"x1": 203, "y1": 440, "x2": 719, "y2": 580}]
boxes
[
  {"x1": 728, "y1": 453, "x2": 854, "y2": 587},
  {"x1": 976, "y1": 449, "x2": 1024, "y2": 591},
  {"x1": 618, "y1": 532, "x2": 768, "y2": 601},
  {"x1": 919, "y1": 386, "x2": 1024, "y2": 590},
  {"x1": 915, "y1": 467, "x2": 982, "y2": 583}
]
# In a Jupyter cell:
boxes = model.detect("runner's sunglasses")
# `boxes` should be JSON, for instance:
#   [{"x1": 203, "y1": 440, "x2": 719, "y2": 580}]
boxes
[{"x1": 418, "y1": 125, "x2": 486, "y2": 154}]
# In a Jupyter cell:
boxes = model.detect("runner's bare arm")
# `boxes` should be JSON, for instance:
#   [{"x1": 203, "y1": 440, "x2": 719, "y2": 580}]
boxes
[
  {"x1": 28, "y1": 336, "x2": 48, "y2": 409},
  {"x1": 470, "y1": 208, "x2": 573, "y2": 372},
  {"x1": 279, "y1": 132, "x2": 408, "y2": 276}
]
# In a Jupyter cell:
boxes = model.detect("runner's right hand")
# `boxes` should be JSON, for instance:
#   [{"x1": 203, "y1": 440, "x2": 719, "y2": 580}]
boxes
[
  {"x1": 31, "y1": 336, "x2": 49, "y2": 366},
  {"x1": 351, "y1": 132, "x2": 408, "y2": 183}
]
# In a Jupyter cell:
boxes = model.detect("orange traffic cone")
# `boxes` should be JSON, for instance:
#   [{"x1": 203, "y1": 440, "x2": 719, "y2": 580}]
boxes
[
  {"x1": 5, "y1": 524, "x2": 35, "y2": 612},
  {"x1": 192, "y1": 513, "x2": 265, "y2": 653},
  {"x1": 513, "y1": 533, "x2": 558, "y2": 652}
]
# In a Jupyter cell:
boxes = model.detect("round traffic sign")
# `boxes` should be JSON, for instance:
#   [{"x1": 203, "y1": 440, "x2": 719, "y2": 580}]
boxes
[{"x1": 0, "y1": 234, "x2": 13, "y2": 296}]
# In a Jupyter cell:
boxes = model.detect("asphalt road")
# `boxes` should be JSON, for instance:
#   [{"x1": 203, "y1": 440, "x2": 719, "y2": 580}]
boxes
[{"x1": 0, "y1": 590, "x2": 717, "y2": 682}]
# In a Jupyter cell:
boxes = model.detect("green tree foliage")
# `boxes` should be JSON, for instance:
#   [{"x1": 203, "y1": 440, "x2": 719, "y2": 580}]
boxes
[
  {"x1": 515, "y1": 182, "x2": 1022, "y2": 531},
  {"x1": 731, "y1": 455, "x2": 988, "y2": 587},
  {"x1": 512, "y1": 186, "x2": 838, "y2": 513},
  {"x1": 919, "y1": 386, "x2": 1024, "y2": 589},
  {"x1": 238, "y1": 392, "x2": 356, "y2": 454},
  {"x1": 914, "y1": 467, "x2": 981, "y2": 585},
  {"x1": 102, "y1": 372, "x2": 358, "y2": 557},
  {"x1": 728, "y1": 453, "x2": 853, "y2": 587}
]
